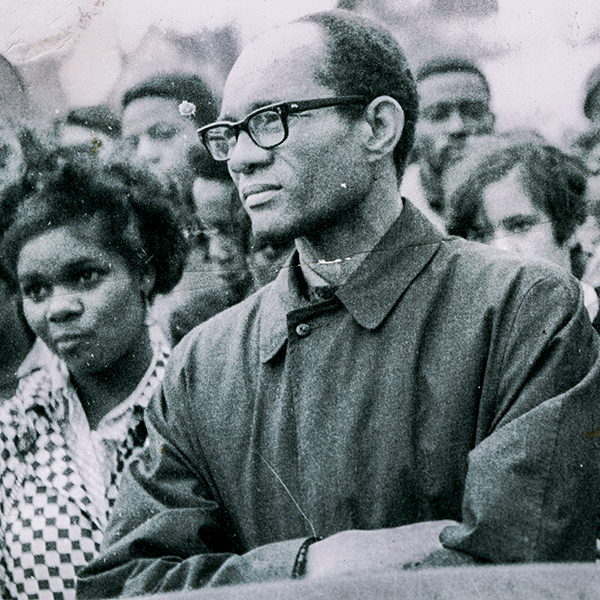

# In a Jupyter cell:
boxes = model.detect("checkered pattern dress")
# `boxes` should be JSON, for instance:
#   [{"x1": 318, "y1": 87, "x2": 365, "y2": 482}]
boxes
[{"x1": 0, "y1": 343, "x2": 170, "y2": 600}]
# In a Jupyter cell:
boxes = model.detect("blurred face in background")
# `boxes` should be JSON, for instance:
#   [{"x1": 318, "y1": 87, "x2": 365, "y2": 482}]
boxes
[
  {"x1": 193, "y1": 176, "x2": 253, "y2": 300},
  {"x1": 480, "y1": 166, "x2": 573, "y2": 272},
  {"x1": 416, "y1": 72, "x2": 494, "y2": 174},
  {"x1": 122, "y1": 97, "x2": 198, "y2": 191}
]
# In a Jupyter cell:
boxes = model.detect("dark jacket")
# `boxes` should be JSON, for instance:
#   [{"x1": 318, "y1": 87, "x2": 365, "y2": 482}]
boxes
[{"x1": 78, "y1": 202, "x2": 600, "y2": 597}]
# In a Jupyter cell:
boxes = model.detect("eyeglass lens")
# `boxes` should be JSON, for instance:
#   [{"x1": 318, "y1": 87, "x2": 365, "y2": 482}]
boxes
[
  {"x1": 248, "y1": 111, "x2": 285, "y2": 147},
  {"x1": 204, "y1": 110, "x2": 286, "y2": 160}
]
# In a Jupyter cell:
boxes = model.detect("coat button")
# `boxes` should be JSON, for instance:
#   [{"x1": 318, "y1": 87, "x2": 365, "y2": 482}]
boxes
[{"x1": 295, "y1": 323, "x2": 311, "y2": 337}]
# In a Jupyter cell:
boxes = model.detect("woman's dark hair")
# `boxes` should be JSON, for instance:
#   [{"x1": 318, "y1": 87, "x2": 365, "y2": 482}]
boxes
[
  {"x1": 0, "y1": 157, "x2": 189, "y2": 301},
  {"x1": 447, "y1": 140, "x2": 588, "y2": 246}
]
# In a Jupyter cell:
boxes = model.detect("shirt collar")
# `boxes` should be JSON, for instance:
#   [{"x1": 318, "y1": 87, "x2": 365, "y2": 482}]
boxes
[
  {"x1": 258, "y1": 200, "x2": 443, "y2": 362},
  {"x1": 16, "y1": 338, "x2": 54, "y2": 379},
  {"x1": 19, "y1": 329, "x2": 170, "y2": 424}
]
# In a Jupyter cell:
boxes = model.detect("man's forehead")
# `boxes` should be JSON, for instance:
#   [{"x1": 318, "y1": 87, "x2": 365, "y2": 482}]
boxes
[
  {"x1": 418, "y1": 72, "x2": 490, "y2": 106},
  {"x1": 221, "y1": 23, "x2": 328, "y2": 119}
]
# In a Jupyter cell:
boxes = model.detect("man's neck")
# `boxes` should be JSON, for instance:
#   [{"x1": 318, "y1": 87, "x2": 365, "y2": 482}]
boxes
[{"x1": 297, "y1": 181, "x2": 403, "y2": 287}]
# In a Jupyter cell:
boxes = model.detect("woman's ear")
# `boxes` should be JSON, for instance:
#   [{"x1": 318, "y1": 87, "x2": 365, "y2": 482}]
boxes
[{"x1": 361, "y1": 96, "x2": 405, "y2": 162}]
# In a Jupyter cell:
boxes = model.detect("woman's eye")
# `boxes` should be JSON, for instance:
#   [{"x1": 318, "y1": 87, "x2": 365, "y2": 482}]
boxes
[
  {"x1": 21, "y1": 282, "x2": 51, "y2": 303},
  {"x1": 76, "y1": 269, "x2": 102, "y2": 286}
]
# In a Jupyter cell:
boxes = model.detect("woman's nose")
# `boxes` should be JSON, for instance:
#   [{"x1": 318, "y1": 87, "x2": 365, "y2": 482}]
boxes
[{"x1": 47, "y1": 288, "x2": 84, "y2": 322}]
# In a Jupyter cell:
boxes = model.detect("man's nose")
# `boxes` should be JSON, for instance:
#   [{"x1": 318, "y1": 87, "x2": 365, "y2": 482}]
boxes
[
  {"x1": 228, "y1": 131, "x2": 273, "y2": 175},
  {"x1": 134, "y1": 136, "x2": 161, "y2": 163},
  {"x1": 445, "y1": 110, "x2": 468, "y2": 135},
  {"x1": 47, "y1": 289, "x2": 84, "y2": 322}
]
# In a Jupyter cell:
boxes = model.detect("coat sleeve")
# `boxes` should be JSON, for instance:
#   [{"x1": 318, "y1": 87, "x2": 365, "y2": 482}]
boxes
[
  {"x1": 439, "y1": 274, "x2": 600, "y2": 563},
  {"x1": 76, "y1": 364, "x2": 306, "y2": 599}
]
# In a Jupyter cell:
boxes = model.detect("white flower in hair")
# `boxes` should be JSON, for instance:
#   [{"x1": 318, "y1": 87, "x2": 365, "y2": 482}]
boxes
[{"x1": 179, "y1": 101, "x2": 196, "y2": 117}]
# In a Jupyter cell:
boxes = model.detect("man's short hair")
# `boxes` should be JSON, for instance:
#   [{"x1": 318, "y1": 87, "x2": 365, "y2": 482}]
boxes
[
  {"x1": 447, "y1": 140, "x2": 587, "y2": 246},
  {"x1": 122, "y1": 73, "x2": 218, "y2": 128},
  {"x1": 295, "y1": 10, "x2": 418, "y2": 179},
  {"x1": 416, "y1": 56, "x2": 491, "y2": 98}
]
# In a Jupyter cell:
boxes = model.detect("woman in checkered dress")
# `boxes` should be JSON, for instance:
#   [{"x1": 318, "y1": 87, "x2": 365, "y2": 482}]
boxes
[{"x1": 0, "y1": 159, "x2": 188, "y2": 600}]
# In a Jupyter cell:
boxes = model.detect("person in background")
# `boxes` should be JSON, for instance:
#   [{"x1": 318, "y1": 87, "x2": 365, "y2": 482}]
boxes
[
  {"x1": 570, "y1": 128, "x2": 600, "y2": 289},
  {"x1": 79, "y1": 11, "x2": 600, "y2": 597},
  {"x1": 193, "y1": 154, "x2": 254, "y2": 304},
  {"x1": 192, "y1": 154, "x2": 295, "y2": 299},
  {"x1": 402, "y1": 57, "x2": 495, "y2": 232},
  {"x1": 170, "y1": 152, "x2": 293, "y2": 344},
  {"x1": 168, "y1": 155, "x2": 252, "y2": 344},
  {"x1": 446, "y1": 140, "x2": 600, "y2": 326},
  {"x1": 121, "y1": 73, "x2": 218, "y2": 233},
  {"x1": 0, "y1": 158, "x2": 187, "y2": 600},
  {"x1": 121, "y1": 74, "x2": 223, "y2": 341},
  {"x1": 54, "y1": 106, "x2": 121, "y2": 160}
]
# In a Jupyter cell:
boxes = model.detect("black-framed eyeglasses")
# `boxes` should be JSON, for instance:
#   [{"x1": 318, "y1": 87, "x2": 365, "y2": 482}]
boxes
[{"x1": 198, "y1": 96, "x2": 369, "y2": 161}]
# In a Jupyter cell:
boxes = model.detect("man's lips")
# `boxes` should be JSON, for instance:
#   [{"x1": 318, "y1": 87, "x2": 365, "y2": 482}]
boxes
[{"x1": 241, "y1": 184, "x2": 282, "y2": 206}]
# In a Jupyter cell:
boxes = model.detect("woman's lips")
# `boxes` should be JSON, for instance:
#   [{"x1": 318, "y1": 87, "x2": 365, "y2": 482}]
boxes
[{"x1": 52, "y1": 333, "x2": 90, "y2": 353}]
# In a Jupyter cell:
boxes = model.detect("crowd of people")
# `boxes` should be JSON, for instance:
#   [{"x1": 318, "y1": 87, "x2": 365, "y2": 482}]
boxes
[{"x1": 0, "y1": 8, "x2": 599, "y2": 600}]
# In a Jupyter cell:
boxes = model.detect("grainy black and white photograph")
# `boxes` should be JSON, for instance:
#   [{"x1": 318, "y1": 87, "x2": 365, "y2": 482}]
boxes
[{"x1": 0, "y1": 1, "x2": 599, "y2": 598}]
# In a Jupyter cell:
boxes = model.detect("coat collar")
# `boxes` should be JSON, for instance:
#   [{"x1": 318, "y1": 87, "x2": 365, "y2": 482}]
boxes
[{"x1": 259, "y1": 200, "x2": 443, "y2": 362}]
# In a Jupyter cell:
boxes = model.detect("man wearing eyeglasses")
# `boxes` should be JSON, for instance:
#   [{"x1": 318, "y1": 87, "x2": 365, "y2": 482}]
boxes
[
  {"x1": 78, "y1": 10, "x2": 600, "y2": 598},
  {"x1": 401, "y1": 57, "x2": 495, "y2": 232}
]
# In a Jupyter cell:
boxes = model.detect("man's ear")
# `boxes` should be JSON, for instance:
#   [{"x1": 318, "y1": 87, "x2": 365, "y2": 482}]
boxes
[{"x1": 361, "y1": 96, "x2": 404, "y2": 162}]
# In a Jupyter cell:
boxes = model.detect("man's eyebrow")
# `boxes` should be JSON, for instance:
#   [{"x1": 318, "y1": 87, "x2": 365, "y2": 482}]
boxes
[{"x1": 219, "y1": 101, "x2": 282, "y2": 122}]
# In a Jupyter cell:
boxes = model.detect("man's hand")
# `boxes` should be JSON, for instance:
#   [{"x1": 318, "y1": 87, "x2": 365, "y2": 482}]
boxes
[{"x1": 305, "y1": 520, "x2": 458, "y2": 580}]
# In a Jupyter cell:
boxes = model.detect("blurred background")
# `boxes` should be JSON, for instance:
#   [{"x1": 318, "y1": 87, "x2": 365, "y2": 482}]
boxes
[{"x1": 2, "y1": 0, "x2": 600, "y2": 147}]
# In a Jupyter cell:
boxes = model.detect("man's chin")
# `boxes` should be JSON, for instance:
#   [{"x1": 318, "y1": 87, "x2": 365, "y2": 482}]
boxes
[
  {"x1": 251, "y1": 225, "x2": 298, "y2": 249},
  {"x1": 251, "y1": 205, "x2": 357, "y2": 248}
]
